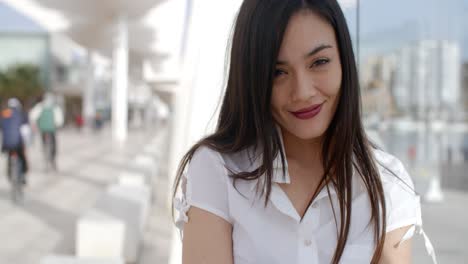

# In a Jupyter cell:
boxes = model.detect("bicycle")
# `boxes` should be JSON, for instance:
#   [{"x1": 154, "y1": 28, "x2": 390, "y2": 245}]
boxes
[
  {"x1": 43, "y1": 132, "x2": 54, "y2": 171},
  {"x1": 8, "y1": 150, "x2": 24, "y2": 203}
]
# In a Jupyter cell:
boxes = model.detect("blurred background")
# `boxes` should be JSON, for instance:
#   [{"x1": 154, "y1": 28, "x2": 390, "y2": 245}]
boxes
[{"x1": 0, "y1": 0, "x2": 465, "y2": 263}]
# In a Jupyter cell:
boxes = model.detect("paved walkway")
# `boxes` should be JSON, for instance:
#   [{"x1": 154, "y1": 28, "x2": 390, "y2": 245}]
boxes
[
  {"x1": 410, "y1": 162, "x2": 468, "y2": 263},
  {"x1": 0, "y1": 125, "x2": 172, "y2": 264},
  {"x1": 413, "y1": 190, "x2": 468, "y2": 263}
]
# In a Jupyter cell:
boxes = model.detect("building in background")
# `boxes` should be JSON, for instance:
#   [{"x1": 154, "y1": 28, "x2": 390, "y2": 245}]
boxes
[
  {"x1": 0, "y1": 2, "x2": 50, "y2": 91},
  {"x1": 362, "y1": 40, "x2": 461, "y2": 121},
  {"x1": 49, "y1": 35, "x2": 113, "y2": 127},
  {"x1": 395, "y1": 40, "x2": 461, "y2": 119},
  {"x1": 361, "y1": 40, "x2": 464, "y2": 177},
  {"x1": 361, "y1": 54, "x2": 397, "y2": 120}
]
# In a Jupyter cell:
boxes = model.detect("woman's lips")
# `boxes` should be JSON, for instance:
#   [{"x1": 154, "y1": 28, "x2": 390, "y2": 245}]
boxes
[{"x1": 290, "y1": 103, "x2": 323, "y2": 120}]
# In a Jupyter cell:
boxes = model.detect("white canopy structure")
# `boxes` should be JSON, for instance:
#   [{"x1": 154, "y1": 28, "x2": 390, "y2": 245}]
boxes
[{"x1": 2, "y1": 0, "x2": 187, "y2": 142}]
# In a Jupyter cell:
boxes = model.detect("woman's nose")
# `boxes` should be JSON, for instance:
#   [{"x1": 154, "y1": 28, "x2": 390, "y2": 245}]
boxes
[{"x1": 291, "y1": 72, "x2": 318, "y2": 102}]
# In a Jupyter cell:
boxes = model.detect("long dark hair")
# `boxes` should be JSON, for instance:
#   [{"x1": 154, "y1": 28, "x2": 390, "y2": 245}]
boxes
[{"x1": 173, "y1": 0, "x2": 386, "y2": 263}]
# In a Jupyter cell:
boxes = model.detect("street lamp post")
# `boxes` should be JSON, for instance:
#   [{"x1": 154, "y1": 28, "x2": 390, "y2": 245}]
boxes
[{"x1": 356, "y1": 0, "x2": 360, "y2": 69}]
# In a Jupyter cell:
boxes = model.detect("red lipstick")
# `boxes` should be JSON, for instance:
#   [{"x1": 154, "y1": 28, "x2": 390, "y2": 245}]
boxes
[{"x1": 290, "y1": 103, "x2": 323, "y2": 120}]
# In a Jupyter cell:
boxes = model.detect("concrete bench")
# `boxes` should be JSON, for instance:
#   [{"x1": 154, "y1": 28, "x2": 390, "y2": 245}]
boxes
[
  {"x1": 131, "y1": 155, "x2": 158, "y2": 200},
  {"x1": 40, "y1": 255, "x2": 124, "y2": 264},
  {"x1": 132, "y1": 155, "x2": 158, "y2": 177},
  {"x1": 143, "y1": 144, "x2": 159, "y2": 156},
  {"x1": 93, "y1": 184, "x2": 151, "y2": 263},
  {"x1": 107, "y1": 184, "x2": 151, "y2": 231},
  {"x1": 118, "y1": 171, "x2": 147, "y2": 187},
  {"x1": 76, "y1": 210, "x2": 125, "y2": 259}
]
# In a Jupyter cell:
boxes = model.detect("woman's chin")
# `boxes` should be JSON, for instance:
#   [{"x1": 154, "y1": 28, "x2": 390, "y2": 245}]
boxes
[{"x1": 283, "y1": 124, "x2": 327, "y2": 141}]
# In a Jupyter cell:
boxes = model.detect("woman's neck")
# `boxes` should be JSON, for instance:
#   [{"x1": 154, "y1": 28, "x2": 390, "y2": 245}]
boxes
[{"x1": 281, "y1": 128, "x2": 323, "y2": 169}]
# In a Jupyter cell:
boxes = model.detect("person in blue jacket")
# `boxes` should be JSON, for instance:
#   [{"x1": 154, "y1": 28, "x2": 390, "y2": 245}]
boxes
[{"x1": 1, "y1": 98, "x2": 29, "y2": 183}]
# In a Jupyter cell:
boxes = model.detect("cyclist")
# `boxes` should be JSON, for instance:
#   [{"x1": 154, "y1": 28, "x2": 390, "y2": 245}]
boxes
[
  {"x1": 1, "y1": 98, "x2": 29, "y2": 184},
  {"x1": 30, "y1": 93, "x2": 64, "y2": 170}
]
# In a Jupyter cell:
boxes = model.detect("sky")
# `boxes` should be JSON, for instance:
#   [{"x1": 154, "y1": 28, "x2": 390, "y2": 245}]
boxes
[
  {"x1": 341, "y1": 0, "x2": 468, "y2": 61},
  {"x1": 0, "y1": 2, "x2": 46, "y2": 33}
]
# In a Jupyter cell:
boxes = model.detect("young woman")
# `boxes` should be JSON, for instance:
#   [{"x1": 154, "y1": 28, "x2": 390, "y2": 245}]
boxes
[{"x1": 173, "y1": 0, "x2": 436, "y2": 263}]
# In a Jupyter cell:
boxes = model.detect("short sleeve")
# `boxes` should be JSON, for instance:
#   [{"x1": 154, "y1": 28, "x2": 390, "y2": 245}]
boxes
[
  {"x1": 376, "y1": 150, "x2": 438, "y2": 263},
  {"x1": 374, "y1": 150, "x2": 420, "y2": 233},
  {"x1": 174, "y1": 147, "x2": 232, "y2": 237}
]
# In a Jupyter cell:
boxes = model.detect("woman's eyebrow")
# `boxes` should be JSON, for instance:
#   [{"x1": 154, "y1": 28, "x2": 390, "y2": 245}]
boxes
[
  {"x1": 304, "y1": 44, "x2": 333, "y2": 58},
  {"x1": 276, "y1": 44, "x2": 333, "y2": 65}
]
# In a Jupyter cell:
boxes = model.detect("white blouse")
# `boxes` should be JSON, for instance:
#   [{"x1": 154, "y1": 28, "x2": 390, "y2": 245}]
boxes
[{"x1": 174, "y1": 135, "x2": 437, "y2": 263}]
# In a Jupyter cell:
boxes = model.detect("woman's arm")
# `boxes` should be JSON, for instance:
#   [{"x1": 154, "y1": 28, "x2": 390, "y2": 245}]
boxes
[
  {"x1": 182, "y1": 207, "x2": 234, "y2": 264},
  {"x1": 379, "y1": 225, "x2": 413, "y2": 264}
]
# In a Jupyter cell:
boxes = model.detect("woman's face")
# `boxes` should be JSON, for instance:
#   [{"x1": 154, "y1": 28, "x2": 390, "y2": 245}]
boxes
[{"x1": 271, "y1": 10, "x2": 342, "y2": 141}]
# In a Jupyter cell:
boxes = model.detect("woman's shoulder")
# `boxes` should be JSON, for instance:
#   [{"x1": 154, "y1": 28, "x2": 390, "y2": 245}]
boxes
[
  {"x1": 175, "y1": 146, "x2": 234, "y2": 231},
  {"x1": 191, "y1": 145, "x2": 256, "y2": 173},
  {"x1": 371, "y1": 150, "x2": 422, "y2": 236},
  {"x1": 191, "y1": 145, "x2": 226, "y2": 165},
  {"x1": 185, "y1": 146, "x2": 230, "y2": 185},
  {"x1": 372, "y1": 148, "x2": 415, "y2": 193}
]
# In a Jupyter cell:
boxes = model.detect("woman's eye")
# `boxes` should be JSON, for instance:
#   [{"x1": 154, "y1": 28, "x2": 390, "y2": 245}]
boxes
[
  {"x1": 274, "y1": 69, "x2": 287, "y2": 77},
  {"x1": 311, "y1": 58, "x2": 330, "y2": 68}
]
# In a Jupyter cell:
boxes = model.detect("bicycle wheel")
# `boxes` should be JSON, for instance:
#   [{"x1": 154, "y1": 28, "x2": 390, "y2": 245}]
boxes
[
  {"x1": 44, "y1": 134, "x2": 53, "y2": 171},
  {"x1": 10, "y1": 154, "x2": 23, "y2": 203}
]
